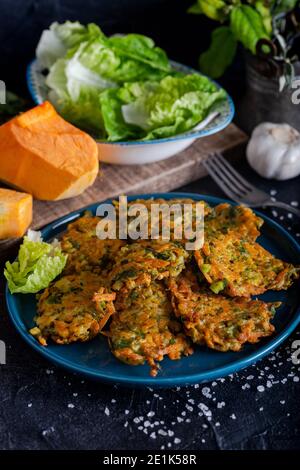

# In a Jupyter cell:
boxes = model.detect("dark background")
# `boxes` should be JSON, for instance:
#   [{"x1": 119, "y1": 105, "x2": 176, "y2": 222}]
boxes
[
  {"x1": 0, "y1": 0, "x2": 244, "y2": 100},
  {"x1": 0, "y1": 0, "x2": 299, "y2": 452}
]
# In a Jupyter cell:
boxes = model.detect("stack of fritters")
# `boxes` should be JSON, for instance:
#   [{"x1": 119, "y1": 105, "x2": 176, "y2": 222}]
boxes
[
  {"x1": 107, "y1": 239, "x2": 193, "y2": 375},
  {"x1": 30, "y1": 200, "x2": 300, "y2": 376}
]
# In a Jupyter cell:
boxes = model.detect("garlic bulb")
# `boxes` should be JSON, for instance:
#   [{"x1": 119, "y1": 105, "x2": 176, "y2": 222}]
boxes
[{"x1": 246, "y1": 123, "x2": 300, "y2": 180}]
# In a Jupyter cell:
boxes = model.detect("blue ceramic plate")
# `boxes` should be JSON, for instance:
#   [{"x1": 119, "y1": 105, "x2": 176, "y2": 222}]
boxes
[{"x1": 6, "y1": 193, "x2": 300, "y2": 388}]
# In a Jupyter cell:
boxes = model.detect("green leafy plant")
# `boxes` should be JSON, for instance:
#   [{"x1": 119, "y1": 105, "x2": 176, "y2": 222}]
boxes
[{"x1": 189, "y1": 0, "x2": 299, "y2": 81}]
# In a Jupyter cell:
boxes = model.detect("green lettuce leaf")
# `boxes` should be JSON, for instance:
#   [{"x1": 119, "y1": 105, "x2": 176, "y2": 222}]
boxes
[
  {"x1": 100, "y1": 74, "x2": 226, "y2": 141},
  {"x1": 108, "y1": 34, "x2": 171, "y2": 72},
  {"x1": 40, "y1": 21, "x2": 225, "y2": 140},
  {"x1": 36, "y1": 21, "x2": 101, "y2": 69},
  {"x1": 71, "y1": 35, "x2": 169, "y2": 84},
  {"x1": 4, "y1": 232, "x2": 67, "y2": 294},
  {"x1": 99, "y1": 88, "x2": 143, "y2": 141},
  {"x1": 54, "y1": 22, "x2": 103, "y2": 48},
  {"x1": 44, "y1": 29, "x2": 174, "y2": 136},
  {"x1": 199, "y1": 26, "x2": 237, "y2": 78},
  {"x1": 46, "y1": 53, "x2": 110, "y2": 136},
  {"x1": 44, "y1": 27, "x2": 172, "y2": 136}
]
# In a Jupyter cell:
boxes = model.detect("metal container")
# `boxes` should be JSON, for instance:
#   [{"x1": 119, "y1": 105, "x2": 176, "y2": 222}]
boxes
[{"x1": 237, "y1": 54, "x2": 300, "y2": 134}]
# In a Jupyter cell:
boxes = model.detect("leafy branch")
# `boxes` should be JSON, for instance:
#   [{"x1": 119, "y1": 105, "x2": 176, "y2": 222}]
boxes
[{"x1": 189, "y1": 0, "x2": 300, "y2": 83}]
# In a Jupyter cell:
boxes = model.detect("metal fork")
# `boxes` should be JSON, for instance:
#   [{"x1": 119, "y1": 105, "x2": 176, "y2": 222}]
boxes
[{"x1": 202, "y1": 152, "x2": 300, "y2": 217}]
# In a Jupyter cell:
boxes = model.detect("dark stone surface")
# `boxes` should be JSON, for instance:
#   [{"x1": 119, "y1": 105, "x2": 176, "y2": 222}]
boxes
[{"x1": 0, "y1": 155, "x2": 299, "y2": 451}]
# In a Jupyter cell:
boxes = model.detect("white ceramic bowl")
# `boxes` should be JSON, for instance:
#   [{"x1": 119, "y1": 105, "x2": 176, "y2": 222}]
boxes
[{"x1": 27, "y1": 60, "x2": 235, "y2": 165}]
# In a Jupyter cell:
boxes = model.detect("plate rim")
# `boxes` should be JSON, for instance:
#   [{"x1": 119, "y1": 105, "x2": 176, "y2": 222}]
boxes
[
  {"x1": 5, "y1": 192, "x2": 300, "y2": 387},
  {"x1": 26, "y1": 58, "x2": 235, "y2": 147}
]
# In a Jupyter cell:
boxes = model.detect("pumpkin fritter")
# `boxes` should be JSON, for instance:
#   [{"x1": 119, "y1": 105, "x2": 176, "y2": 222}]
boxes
[
  {"x1": 61, "y1": 212, "x2": 125, "y2": 275},
  {"x1": 195, "y1": 203, "x2": 299, "y2": 297},
  {"x1": 109, "y1": 281, "x2": 193, "y2": 376},
  {"x1": 204, "y1": 203, "x2": 263, "y2": 241},
  {"x1": 195, "y1": 232, "x2": 299, "y2": 297},
  {"x1": 108, "y1": 240, "x2": 190, "y2": 291},
  {"x1": 168, "y1": 267, "x2": 279, "y2": 352},
  {"x1": 113, "y1": 197, "x2": 209, "y2": 243},
  {"x1": 30, "y1": 273, "x2": 115, "y2": 345}
]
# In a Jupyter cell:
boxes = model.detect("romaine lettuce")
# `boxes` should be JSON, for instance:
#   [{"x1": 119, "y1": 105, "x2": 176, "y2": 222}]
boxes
[
  {"x1": 43, "y1": 24, "x2": 171, "y2": 134},
  {"x1": 37, "y1": 21, "x2": 227, "y2": 141},
  {"x1": 36, "y1": 21, "x2": 101, "y2": 69},
  {"x1": 66, "y1": 35, "x2": 169, "y2": 84},
  {"x1": 46, "y1": 51, "x2": 112, "y2": 135},
  {"x1": 4, "y1": 231, "x2": 67, "y2": 294},
  {"x1": 100, "y1": 74, "x2": 226, "y2": 141},
  {"x1": 108, "y1": 34, "x2": 171, "y2": 72}
]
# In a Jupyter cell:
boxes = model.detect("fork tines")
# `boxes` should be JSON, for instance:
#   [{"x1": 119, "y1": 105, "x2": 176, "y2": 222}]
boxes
[{"x1": 201, "y1": 152, "x2": 255, "y2": 202}]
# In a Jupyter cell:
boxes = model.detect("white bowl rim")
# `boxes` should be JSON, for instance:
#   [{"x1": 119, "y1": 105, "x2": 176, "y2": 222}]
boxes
[{"x1": 26, "y1": 58, "x2": 235, "y2": 146}]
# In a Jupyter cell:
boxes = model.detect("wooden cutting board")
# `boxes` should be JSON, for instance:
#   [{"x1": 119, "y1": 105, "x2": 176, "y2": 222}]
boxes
[{"x1": 0, "y1": 123, "x2": 246, "y2": 257}]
